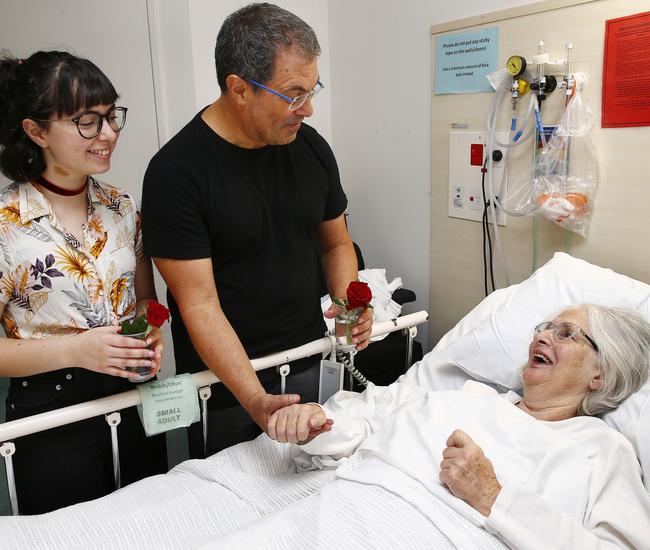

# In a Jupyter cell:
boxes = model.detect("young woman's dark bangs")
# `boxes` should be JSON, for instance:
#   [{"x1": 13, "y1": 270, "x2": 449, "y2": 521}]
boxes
[{"x1": 54, "y1": 59, "x2": 118, "y2": 117}]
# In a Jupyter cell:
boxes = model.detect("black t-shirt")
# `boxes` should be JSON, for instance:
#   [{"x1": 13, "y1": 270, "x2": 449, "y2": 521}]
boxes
[{"x1": 142, "y1": 111, "x2": 347, "y2": 373}]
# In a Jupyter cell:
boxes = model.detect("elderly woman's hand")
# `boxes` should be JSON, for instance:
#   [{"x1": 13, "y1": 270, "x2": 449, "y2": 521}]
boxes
[
  {"x1": 267, "y1": 403, "x2": 334, "y2": 444},
  {"x1": 439, "y1": 429, "x2": 502, "y2": 517}
]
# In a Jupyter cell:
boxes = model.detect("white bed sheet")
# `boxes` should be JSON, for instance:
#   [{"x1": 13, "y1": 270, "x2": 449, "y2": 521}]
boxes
[{"x1": 0, "y1": 435, "x2": 506, "y2": 550}]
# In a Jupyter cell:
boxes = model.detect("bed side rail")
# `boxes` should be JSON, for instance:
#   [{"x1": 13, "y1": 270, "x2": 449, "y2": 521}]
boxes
[{"x1": 0, "y1": 310, "x2": 428, "y2": 515}]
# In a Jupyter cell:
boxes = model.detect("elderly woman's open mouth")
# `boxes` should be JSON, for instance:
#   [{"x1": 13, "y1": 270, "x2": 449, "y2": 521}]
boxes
[{"x1": 531, "y1": 350, "x2": 554, "y2": 366}]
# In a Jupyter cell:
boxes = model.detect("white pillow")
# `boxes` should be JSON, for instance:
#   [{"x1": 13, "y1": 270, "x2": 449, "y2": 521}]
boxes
[{"x1": 406, "y1": 253, "x2": 650, "y2": 491}]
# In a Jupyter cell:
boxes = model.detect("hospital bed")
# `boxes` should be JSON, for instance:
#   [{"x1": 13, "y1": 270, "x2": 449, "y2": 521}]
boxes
[{"x1": 0, "y1": 252, "x2": 649, "y2": 549}]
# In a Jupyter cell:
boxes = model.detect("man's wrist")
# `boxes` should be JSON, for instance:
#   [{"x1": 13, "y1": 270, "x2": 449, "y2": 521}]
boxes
[{"x1": 243, "y1": 388, "x2": 266, "y2": 412}]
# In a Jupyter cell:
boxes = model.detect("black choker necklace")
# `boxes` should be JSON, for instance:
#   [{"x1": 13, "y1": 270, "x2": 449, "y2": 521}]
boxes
[{"x1": 35, "y1": 175, "x2": 88, "y2": 196}]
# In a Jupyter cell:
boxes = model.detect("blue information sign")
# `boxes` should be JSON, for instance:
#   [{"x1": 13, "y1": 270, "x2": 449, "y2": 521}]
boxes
[{"x1": 434, "y1": 27, "x2": 499, "y2": 94}]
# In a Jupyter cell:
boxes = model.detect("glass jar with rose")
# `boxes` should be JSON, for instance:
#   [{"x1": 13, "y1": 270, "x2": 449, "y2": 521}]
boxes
[
  {"x1": 120, "y1": 300, "x2": 170, "y2": 382},
  {"x1": 332, "y1": 281, "x2": 373, "y2": 351}
]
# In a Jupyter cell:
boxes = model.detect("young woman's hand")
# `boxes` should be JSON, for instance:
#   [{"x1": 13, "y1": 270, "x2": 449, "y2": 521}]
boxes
[
  {"x1": 145, "y1": 327, "x2": 164, "y2": 376},
  {"x1": 70, "y1": 326, "x2": 155, "y2": 379}
]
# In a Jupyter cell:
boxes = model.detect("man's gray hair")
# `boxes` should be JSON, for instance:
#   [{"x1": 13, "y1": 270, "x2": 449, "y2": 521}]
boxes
[
  {"x1": 214, "y1": 3, "x2": 320, "y2": 93},
  {"x1": 580, "y1": 304, "x2": 650, "y2": 416}
]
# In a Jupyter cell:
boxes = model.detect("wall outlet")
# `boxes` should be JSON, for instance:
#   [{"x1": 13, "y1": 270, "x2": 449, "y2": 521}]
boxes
[{"x1": 453, "y1": 186, "x2": 463, "y2": 207}]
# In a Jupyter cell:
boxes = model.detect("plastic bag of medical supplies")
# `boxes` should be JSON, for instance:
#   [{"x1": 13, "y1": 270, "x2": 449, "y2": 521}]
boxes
[{"x1": 533, "y1": 87, "x2": 598, "y2": 237}]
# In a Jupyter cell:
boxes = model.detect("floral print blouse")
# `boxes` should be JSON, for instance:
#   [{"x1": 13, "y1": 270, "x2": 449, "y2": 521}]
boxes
[{"x1": 0, "y1": 179, "x2": 142, "y2": 340}]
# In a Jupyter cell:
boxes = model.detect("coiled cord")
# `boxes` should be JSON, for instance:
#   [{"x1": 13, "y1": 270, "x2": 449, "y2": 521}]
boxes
[{"x1": 336, "y1": 350, "x2": 369, "y2": 387}]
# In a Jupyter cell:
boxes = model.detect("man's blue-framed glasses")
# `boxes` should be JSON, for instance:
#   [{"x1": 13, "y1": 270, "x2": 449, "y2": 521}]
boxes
[{"x1": 246, "y1": 79, "x2": 324, "y2": 111}]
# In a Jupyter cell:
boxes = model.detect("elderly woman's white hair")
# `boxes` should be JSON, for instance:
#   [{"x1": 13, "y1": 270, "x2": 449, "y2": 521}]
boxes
[{"x1": 580, "y1": 304, "x2": 650, "y2": 416}]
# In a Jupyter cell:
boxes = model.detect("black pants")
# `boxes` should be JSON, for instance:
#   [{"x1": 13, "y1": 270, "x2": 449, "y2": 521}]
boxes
[
  {"x1": 5, "y1": 368, "x2": 168, "y2": 515},
  {"x1": 187, "y1": 356, "x2": 320, "y2": 458}
]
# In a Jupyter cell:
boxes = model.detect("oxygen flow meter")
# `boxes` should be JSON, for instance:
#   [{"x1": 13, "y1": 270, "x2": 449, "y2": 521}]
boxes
[{"x1": 506, "y1": 55, "x2": 527, "y2": 78}]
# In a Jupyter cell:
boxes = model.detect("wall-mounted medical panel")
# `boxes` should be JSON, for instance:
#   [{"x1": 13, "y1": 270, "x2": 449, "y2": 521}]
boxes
[
  {"x1": 448, "y1": 131, "x2": 507, "y2": 225},
  {"x1": 429, "y1": 0, "x2": 650, "y2": 348}
]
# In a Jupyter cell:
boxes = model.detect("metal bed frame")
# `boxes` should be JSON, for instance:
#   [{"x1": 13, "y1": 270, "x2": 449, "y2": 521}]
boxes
[{"x1": 0, "y1": 310, "x2": 428, "y2": 516}]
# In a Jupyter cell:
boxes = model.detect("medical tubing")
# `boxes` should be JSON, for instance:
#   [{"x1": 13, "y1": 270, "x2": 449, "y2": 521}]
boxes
[
  {"x1": 491, "y1": 159, "x2": 536, "y2": 218},
  {"x1": 481, "y1": 159, "x2": 496, "y2": 295},
  {"x1": 336, "y1": 350, "x2": 369, "y2": 387},
  {"x1": 484, "y1": 73, "x2": 550, "y2": 284},
  {"x1": 512, "y1": 93, "x2": 536, "y2": 144},
  {"x1": 482, "y1": 210, "x2": 489, "y2": 296},
  {"x1": 487, "y1": 83, "x2": 535, "y2": 149},
  {"x1": 564, "y1": 230, "x2": 572, "y2": 253},
  {"x1": 509, "y1": 93, "x2": 537, "y2": 145},
  {"x1": 485, "y1": 130, "x2": 510, "y2": 287},
  {"x1": 534, "y1": 100, "x2": 546, "y2": 147},
  {"x1": 531, "y1": 216, "x2": 538, "y2": 273},
  {"x1": 485, "y1": 81, "x2": 536, "y2": 218}
]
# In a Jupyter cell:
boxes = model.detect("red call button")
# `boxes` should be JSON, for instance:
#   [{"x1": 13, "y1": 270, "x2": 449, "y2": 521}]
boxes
[{"x1": 470, "y1": 143, "x2": 484, "y2": 166}]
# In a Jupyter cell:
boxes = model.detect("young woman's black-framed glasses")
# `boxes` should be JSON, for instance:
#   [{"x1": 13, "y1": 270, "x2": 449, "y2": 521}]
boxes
[
  {"x1": 533, "y1": 321, "x2": 599, "y2": 353},
  {"x1": 246, "y1": 79, "x2": 323, "y2": 111},
  {"x1": 35, "y1": 106, "x2": 128, "y2": 139}
]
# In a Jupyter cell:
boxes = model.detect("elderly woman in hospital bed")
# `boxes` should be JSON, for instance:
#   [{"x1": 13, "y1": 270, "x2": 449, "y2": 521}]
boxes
[{"x1": 270, "y1": 303, "x2": 650, "y2": 549}]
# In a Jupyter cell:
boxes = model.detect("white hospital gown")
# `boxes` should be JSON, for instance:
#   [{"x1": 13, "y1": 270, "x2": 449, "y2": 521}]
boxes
[{"x1": 296, "y1": 382, "x2": 650, "y2": 550}]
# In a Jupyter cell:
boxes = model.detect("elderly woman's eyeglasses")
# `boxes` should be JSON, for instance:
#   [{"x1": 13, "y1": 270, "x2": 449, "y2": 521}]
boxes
[
  {"x1": 534, "y1": 321, "x2": 599, "y2": 353},
  {"x1": 246, "y1": 79, "x2": 324, "y2": 111},
  {"x1": 34, "y1": 106, "x2": 128, "y2": 139}
]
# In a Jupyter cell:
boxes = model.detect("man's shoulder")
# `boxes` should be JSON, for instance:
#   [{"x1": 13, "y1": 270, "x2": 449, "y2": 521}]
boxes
[
  {"x1": 149, "y1": 111, "x2": 208, "y2": 167},
  {"x1": 297, "y1": 122, "x2": 328, "y2": 147},
  {"x1": 294, "y1": 123, "x2": 335, "y2": 163}
]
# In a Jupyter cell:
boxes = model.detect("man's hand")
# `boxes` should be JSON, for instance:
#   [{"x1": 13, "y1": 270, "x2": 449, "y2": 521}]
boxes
[
  {"x1": 439, "y1": 429, "x2": 502, "y2": 517},
  {"x1": 324, "y1": 304, "x2": 373, "y2": 351},
  {"x1": 245, "y1": 390, "x2": 301, "y2": 435},
  {"x1": 267, "y1": 403, "x2": 333, "y2": 444}
]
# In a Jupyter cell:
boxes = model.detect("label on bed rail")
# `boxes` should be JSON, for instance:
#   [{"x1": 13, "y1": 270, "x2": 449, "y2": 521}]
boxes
[
  {"x1": 319, "y1": 360, "x2": 344, "y2": 404},
  {"x1": 136, "y1": 374, "x2": 201, "y2": 436}
]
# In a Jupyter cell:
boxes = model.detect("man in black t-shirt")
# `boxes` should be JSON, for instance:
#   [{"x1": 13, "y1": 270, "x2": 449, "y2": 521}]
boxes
[{"x1": 142, "y1": 3, "x2": 372, "y2": 456}]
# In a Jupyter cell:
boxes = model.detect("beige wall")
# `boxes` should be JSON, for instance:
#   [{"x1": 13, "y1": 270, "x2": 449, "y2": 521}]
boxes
[{"x1": 430, "y1": 0, "x2": 650, "y2": 346}]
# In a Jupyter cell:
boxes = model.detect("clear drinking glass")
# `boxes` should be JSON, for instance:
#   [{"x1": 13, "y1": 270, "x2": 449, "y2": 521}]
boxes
[
  {"x1": 334, "y1": 307, "x2": 361, "y2": 351},
  {"x1": 124, "y1": 331, "x2": 155, "y2": 383}
]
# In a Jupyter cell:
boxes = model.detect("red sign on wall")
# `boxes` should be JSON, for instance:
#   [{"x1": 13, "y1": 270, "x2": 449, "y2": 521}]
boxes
[{"x1": 602, "y1": 11, "x2": 650, "y2": 128}]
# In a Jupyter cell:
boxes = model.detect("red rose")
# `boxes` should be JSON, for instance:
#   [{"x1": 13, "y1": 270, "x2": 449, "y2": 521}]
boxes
[
  {"x1": 346, "y1": 281, "x2": 372, "y2": 310},
  {"x1": 146, "y1": 300, "x2": 170, "y2": 328}
]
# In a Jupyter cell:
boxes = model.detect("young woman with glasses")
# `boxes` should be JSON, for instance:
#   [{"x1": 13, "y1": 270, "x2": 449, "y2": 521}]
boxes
[{"x1": 0, "y1": 50, "x2": 167, "y2": 514}]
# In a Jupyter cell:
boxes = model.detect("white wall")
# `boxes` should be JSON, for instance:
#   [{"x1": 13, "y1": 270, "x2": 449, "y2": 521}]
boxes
[{"x1": 327, "y1": 0, "x2": 537, "y2": 350}]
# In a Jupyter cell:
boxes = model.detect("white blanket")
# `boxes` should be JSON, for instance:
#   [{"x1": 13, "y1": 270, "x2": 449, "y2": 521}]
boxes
[
  {"x1": 0, "y1": 433, "x2": 504, "y2": 549},
  {"x1": 297, "y1": 382, "x2": 650, "y2": 549},
  {"x1": 3, "y1": 383, "x2": 648, "y2": 549}
]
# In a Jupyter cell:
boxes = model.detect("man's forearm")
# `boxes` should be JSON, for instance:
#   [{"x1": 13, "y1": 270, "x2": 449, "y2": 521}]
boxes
[
  {"x1": 179, "y1": 299, "x2": 264, "y2": 410},
  {"x1": 321, "y1": 240, "x2": 358, "y2": 299}
]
